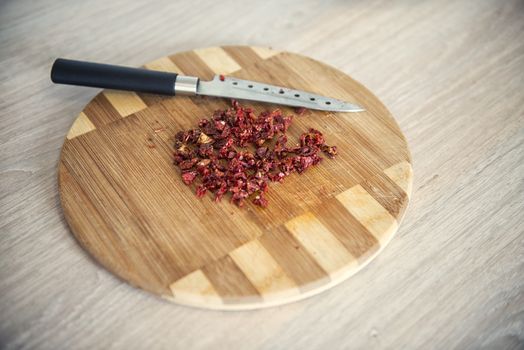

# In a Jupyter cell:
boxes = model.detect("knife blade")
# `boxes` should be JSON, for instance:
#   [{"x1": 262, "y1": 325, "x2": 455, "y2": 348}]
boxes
[{"x1": 51, "y1": 58, "x2": 364, "y2": 112}]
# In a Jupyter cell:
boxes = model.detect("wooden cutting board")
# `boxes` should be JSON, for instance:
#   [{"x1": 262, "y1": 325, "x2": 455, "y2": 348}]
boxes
[{"x1": 58, "y1": 46, "x2": 413, "y2": 310}]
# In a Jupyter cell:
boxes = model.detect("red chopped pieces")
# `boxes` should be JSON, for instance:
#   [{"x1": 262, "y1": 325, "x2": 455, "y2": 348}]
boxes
[
  {"x1": 321, "y1": 145, "x2": 338, "y2": 159},
  {"x1": 294, "y1": 107, "x2": 307, "y2": 115},
  {"x1": 252, "y1": 193, "x2": 268, "y2": 207},
  {"x1": 181, "y1": 171, "x2": 197, "y2": 185},
  {"x1": 219, "y1": 74, "x2": 225, "y2": 81},
  {"x1": 173, "y1": 100, "x2": 338, "y2": 208}
]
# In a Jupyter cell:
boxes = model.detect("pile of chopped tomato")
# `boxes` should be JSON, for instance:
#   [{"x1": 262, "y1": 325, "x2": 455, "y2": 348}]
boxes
[{"x1": 173, "y1": 100, "x2": 337, "y2": 207}]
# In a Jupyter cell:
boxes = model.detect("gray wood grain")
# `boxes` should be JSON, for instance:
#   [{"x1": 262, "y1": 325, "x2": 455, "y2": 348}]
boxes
[{"x1": 1, "y1": 0, "x2": 523, "y2": 349}]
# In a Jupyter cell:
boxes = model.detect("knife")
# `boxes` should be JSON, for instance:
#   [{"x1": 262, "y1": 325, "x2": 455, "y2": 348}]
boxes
[{"x1": 50, "y1": 58, "x2": 364, "y2": 112}]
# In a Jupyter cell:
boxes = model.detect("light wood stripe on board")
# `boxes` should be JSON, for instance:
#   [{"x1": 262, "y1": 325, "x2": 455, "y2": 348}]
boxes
[
  {"x1": 336, "y1": 185, "x2": 398, "y2": 243},
  {"x1": 222, "y1": 46, "x2": 267, "y2": 69},
  {"x1": 193, "y1": 47, "x2": 242, "y2": 74},
  {"x1": 169, "y1": 269, "x2": 222, "y2": 306},
  {"x1": 144, "y1": 57, "x2": 184, "y2": 73},
  {"x1": 285, "y1": 212, "x2": 357, "y2": 278},
  {"x1": 251, "y1": 47, "x2": 280, "y2": 59},
  {"x1": 229, "y1": 240, "x2": 299, "y2": 300},
  {"x1": 66, "y1": 112, "x2": 96, "y2": 139},
  {"x1": 259, "y1": 226, "x2": 328, "y2": 292},
  {"x1": 314, "y1": 197, "x2": 379, "y2": 262},
  {"x1": 384, "y1": 161, "x2": 413, "y2": 199},
  {"x1": 103, "y1": 90, "x2": 148, "y2": 117}
]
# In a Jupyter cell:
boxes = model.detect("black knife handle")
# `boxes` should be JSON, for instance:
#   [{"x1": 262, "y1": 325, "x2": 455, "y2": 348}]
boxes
[{"x1": 51, "y1": 58, "x2": 178, "y2": 95}]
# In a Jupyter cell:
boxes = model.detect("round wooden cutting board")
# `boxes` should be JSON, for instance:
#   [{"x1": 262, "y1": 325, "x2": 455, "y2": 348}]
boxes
[{"x1": 58, "y1": 46, "x2": 413, "y2": 310}]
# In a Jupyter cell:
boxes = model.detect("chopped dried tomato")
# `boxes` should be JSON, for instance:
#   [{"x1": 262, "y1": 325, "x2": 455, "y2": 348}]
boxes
[
  {"x1": 181, "y1": 171, "x2": 197, "y2": 185},
  {"x1": 321, "y1": 145, "x2": 338, "y2": 158},
  {"x1": 252, "y1": 193, "x2": 268, "y2": 207},
  {"x1": 173, "y1": 100, "x2": 337, "y2": 208},
  {"x1": 294, "y1": 107, "x2": 307, "y2": 115}
]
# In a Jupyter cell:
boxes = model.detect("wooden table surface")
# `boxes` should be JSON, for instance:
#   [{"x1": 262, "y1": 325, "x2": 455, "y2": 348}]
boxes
[{"x1": 1, "y1": 0, "x2": 523, "y2": 349}]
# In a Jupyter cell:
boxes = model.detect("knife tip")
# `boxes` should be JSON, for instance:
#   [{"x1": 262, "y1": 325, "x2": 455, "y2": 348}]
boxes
[{"x1": 332, "y1": 103, "x2": 365, "y2": 113}]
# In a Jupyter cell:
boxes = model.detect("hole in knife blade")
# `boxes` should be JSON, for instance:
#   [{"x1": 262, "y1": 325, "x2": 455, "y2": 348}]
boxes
[
  {"x1": 310, "y1": 97, "x2": 316, "y2": 101},
  {"x1": 279, "y1": 89, "x2": 285, "y2": 94},
  {"x1": 232, "y1": 82, "x2": 238, "y2": 85},
  {"x1": 248, "y1": 84, "x2": 253, "y2": 88},
  {"x1": 263, "y1": 87, "x2": 269, "y2": 91},
  {"x1": 325, "y1": 101, "x2": 331, "y2": 105},
  {"x1": 294, "y1": 94, "x2": 300, "y2": 97}
]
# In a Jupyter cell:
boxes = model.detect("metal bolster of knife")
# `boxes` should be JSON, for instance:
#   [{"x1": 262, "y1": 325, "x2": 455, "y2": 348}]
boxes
[{"x1": 174, "y1": 76, "x2": 199, "y2": 95}]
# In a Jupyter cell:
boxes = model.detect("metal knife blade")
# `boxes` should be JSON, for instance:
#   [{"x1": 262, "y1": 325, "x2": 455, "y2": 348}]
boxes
[{"x1": 197, "y1": 75, "x2": 364, "y2": 112}]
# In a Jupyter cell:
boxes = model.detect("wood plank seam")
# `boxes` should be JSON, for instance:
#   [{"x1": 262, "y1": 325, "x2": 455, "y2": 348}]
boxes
[
  {"x1": 81, "y1": 93, "x2": 122, "y2": 127},
  {"x1": 285, "y1": 212, "x2": 358, "y2": 278},
  {"x1": 144, "y1": 57, "x2": 184, "y2": 74},
  {"x1": 201, "y1": 255, "x2": 263, "y2": 304},
  {"x1": 360, "y1": 172, "x2": 408, "y2": 218},
  {"x1": 169, "y1": 269, "x2": 222, "y2": 306},
  {"x1": 103, "y1": 90, "x2": 148, "y2": 117},
  {"x1": 258, "y1": 227, "x2": 331, "y2": 293},
  {"x1": 228, "y1": 239, "x2": 300, "y2": 300},
  {"x1": 66, "y1": 112, "x2": 96, "y2": 139},
  {"x1": 193, "y1": 47, "x2": 242, "y2": 74},
  {"x1": 336, "y1": 184, "x2": 399, "y2": 244},
  {"x1": 251, "y1": 47, "x2": 280, "y2": 59},
  {"x1": 383, "y1": 161, "x2": 413, "y2": 199}
]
